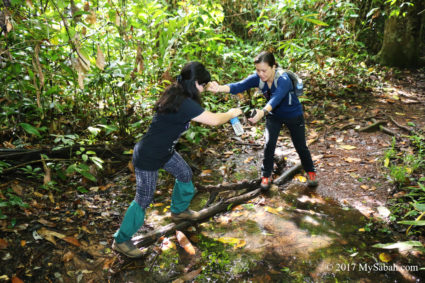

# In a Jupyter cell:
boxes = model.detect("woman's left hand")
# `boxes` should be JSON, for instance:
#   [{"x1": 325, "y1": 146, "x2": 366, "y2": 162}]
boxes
[{"x1": 248, "y1": 109, "x2": 264, "y2": 124}]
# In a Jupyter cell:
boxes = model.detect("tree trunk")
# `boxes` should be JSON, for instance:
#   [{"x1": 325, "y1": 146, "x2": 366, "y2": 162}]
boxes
[{"x1": 378, "y1": 0, "x2": 424, "y2": 68}]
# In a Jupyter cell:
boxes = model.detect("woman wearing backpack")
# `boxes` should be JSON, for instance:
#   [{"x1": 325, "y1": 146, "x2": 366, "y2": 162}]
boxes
[
  {"x1": 113, "y1": 62, "x2": 242, "y2": 258},
  {"x1": 208, "y1": 51, "x2": 318, "y2": 189}
]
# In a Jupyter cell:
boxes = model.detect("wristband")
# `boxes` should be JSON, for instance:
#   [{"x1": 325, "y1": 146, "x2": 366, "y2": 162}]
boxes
[{"x1": 262, "y1": 108, "x2": 269, "y2": 116}]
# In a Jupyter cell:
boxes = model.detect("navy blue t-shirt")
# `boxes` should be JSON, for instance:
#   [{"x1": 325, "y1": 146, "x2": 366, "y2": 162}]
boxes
[{"x1": 133, "y1": 98, "x2": 204, "y2": 170}]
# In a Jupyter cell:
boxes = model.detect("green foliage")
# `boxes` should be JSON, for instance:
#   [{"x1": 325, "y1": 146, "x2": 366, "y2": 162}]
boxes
[
  {"x1": 384, "y1": 131, "x2": 425, "y2": 234},
  {"x1": 0, "y1": 187, "x2": 29, "y2": 220}
]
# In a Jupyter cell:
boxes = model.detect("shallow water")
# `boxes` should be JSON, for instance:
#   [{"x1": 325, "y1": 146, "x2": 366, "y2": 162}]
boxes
[{"x1": 114, "y1": 181, "x2": 424, "y2": 282}]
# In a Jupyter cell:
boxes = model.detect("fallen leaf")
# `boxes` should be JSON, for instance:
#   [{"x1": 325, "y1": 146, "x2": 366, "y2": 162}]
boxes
[
  {"x1": 344, "y1": 157, "x2": 361, "y2": 163},
  {"x1": 358, "y1": 228, "x2": 365, "y2": 232},
  {"x1": 360, "y1": 185, "x2": 369, "y2": 190},
  {"x1": 21, "y1": 240, "x2": 26, "y2": 247},
  {"x1": 243, "y1": 157, "x2": 254, "y2": 164},
  {"x1": 173, "y1": 267, "x2": 202, "y2": 283},
  {"x1": 103, "y1": 257, "x2": 116, "y2": 270},
  {"x1": 231, "y1": 205, "x2": 244, "y2": 211},
  {"x1": 63, "y1": 236, "x2": 81, "y2": 247},
  {"x1": 379, "y1": 252, "x2": 392, "y2": 263},
  {"x1": 0, "y1": 238, "x2": 8, "y2": 249},
  {"x1": 89, "y1": 186, "x2": 99, "y2": 192},
  {"x1": 11, "y1": 277, "x2": 24, "y2": 283},
  {"x1": 63, "y1": 251, "x2": 74, "y2": 262},
  {"x1": 217, "y1": 237, "x2": 240, "y2": 245},
  {"x1": 200, "y1": 169, "x2": 212, "y2": 176},
  {"x1": 48, "y1": 192, "x2": 55, "y2": 203},
  {"x1": 339, "y1": 144, "x2": 357, "y2": 150},
  {"x1": 384, "y1": 157, "x2": 390, "y2": 167},
  {"x1": 176, "y1": 230, "x2": 195, "y2": 255},
  {"x1": 11, "y1": 183, "x2": 23, "y2": 196},
  {"x1": 234, "y1": 239, "x2": 246, "y2": 249},
  {"x1": 264, "y1": 206, "x2": 281, "y2": 215},
  {"x1": 37, "y1": 227, "x2": 65, "y2": 245},
  {"x1": 294, "y1": 174, "x2": 307, "y2": 183},
  {"x1": 3, "y1": 141, "x2": 15, "y2": 149}
]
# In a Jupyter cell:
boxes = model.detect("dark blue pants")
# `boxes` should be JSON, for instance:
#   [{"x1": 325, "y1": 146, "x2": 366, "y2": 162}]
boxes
[{"x1": 262, "y1": 114, "x2": 315, "y2": 177}]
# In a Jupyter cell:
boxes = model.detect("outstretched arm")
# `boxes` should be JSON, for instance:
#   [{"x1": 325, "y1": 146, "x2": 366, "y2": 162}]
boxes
[
  {"x1": 192, "y1": 108, "x2": 242, "y2": 126},
  {"x1": 208, "y1": 82, "x2": 230, "y2": 93}
]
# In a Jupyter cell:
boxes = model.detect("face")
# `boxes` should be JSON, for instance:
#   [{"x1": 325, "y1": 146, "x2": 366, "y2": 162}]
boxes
[
  {"x1": 255, "y1": 62, "x2": 275, "y2": 83},
  {"x1": 196, "y1": 81, "x2": 208, "y2": 92}
]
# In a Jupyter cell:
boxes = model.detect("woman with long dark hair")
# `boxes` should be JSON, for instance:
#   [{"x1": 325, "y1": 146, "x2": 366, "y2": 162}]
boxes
[
  {"x1": 209, "y1": 51, "x2": 318, "y2": 189},
  {"x1": 113, "y1": 62, "x2": 242, "y2": 258}
]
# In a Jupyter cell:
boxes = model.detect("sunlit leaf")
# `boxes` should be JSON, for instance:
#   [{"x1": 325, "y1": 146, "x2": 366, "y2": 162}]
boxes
[
  {"x1": 379, "y1": 252, "x2": 392, "y2": 262},
  {"x1": 384, "y1": 157, "x2": 390, "y2": 167},
  {"x1": 217, "y1": 237, "x2": 240, "y2": 245},
  {"x1": 264, "y1": 206, "x2": 281, "y2": 215},
  {"x1": 339, "y1": 144, "x2": 357, "y2": 150},
  {"x1": 294, "y1": 174, "x2": 307, "y2": 183}
]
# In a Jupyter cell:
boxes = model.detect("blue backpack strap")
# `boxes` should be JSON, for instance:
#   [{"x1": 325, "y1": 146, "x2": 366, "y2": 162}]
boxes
[{"x1": 258, "y1": 67, "x2": 285, "y2": 91}]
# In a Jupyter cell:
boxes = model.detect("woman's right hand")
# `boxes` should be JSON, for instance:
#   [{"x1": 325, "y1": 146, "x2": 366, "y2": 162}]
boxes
[{"x1": 227, "y1": 108, "x2": 243, "y2": 118}]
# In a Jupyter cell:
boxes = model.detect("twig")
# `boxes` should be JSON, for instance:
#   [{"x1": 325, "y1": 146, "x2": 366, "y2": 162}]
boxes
[
  {"x1": 357, "y1": 120, "x2": 386, "y2": 132},
  {"x1": 388, "y1": 116, "x2": 414, "y2": 134},
  {"x1": 371, "y1": 118, "x2": 397, "y2": 136},
  {"x1": 2, "y1": 158, "x2": 72, "y2": 173}
]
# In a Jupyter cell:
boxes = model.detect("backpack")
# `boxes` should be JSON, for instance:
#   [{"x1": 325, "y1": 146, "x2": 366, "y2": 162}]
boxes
[{"x1": 258, "y1": 67, "x2": 303, "y2": 97}]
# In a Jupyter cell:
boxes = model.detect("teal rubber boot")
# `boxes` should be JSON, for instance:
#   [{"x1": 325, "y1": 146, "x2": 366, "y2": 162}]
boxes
[
  {"x1": 170, "y1": 180, "x2": 196, "y2": 214},
  {"x1": 113, "y1": 200, "x2": 145, "y2": 243}
]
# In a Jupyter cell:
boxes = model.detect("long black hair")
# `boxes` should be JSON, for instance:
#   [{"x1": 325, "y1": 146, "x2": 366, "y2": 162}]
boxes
[
  {"x1": 254, "y1": 51, "x2": 279, "y2": 68},
  {"x1": 154, "y1": 62, "x2": 211, "y2": 113}
]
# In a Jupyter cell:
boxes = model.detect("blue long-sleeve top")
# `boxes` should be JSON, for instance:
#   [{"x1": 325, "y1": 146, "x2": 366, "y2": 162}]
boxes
[{"x1": 227, "y1": 72, "x2": 303, "y2": 119}]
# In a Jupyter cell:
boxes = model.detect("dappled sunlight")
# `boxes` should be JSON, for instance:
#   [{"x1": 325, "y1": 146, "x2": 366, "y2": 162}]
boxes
[
  {"x1": 296, "y1": 194, "x2": 327, "y2": 205},
  {"x1": 201, "y1": 198, "x2": 334, "y2": 260}
]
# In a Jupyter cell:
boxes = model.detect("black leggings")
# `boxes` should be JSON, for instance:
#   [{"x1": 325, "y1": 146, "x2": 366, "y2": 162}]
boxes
[{"x1": 262, "y1": 114, "x2": 315, "y2": 177}]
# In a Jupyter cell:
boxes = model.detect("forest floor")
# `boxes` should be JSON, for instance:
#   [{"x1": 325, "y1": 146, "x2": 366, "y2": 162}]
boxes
[{"x1": 1, "y1": 70, "x2": 425, "y2": 282}]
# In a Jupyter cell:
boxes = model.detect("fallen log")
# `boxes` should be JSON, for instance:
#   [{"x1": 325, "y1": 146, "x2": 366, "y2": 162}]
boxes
[
  {"x1": 133, "y1": 188, "x2": 262, "y2": 248},
  {"x1": 133, "y1": 163, "x2": 303, "y2": 248},
  {"x1": 197, "y1": 179, "x2": 260, "y2": 193},
  {"x1": 274, "y1": 162, "x2": 302, "y2": 185}
]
